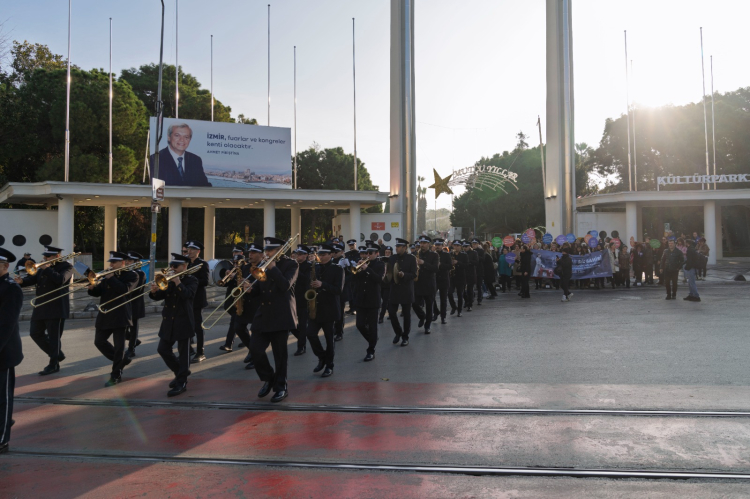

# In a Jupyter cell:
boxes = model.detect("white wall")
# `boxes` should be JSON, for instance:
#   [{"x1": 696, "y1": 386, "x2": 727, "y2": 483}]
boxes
[
  {"x1": 332, "y1": 213, "x2": 403, "y2": 243},
  {"x1": 0, "y1": 209, "x2": 60, "y2": 261},
  {"x1": 576, "y1": 212, "x2": 626, "y2": 240}
]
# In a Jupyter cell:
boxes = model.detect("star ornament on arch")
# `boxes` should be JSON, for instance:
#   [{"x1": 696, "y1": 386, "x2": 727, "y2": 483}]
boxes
[{"x1": 428, "y1": 169, "x2": 454, "y2": 199}]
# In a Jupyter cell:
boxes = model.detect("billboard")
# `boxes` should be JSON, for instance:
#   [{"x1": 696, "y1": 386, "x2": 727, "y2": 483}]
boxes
[{"x1": 149, "y1": 117, "x2": 292, "y2": 189}]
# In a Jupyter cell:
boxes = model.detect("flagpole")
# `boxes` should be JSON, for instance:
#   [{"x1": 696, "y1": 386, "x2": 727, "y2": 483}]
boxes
[
  {"x1": 64, "y1": 0, "x2": 71, "y2": 182},
  {"x1": 700, "y1": 27, "x2": 710, "y2": 190},
  {"x1": 109, "y1": 17, "x2": 113, "y2": 183},
  {"x1": 631, "y1": 59, "x2": 637, "y2": 191},
  {"x1": 175, "y1": 0, "x2": 179, "y2": 118},
  {"x1": 210, "y1": 34, "x2": 214, "y2": 121},
  {"x1": 294, "y1": 45, "x2": 297, "y2": 189},
  {"x1": 267, "y1": 4, "x2": 271, "y2": 126},
  {"x1": 624, "y1": 30, "x2": 632, "y2": 191},
  {"x1": 710, "y1": 55, "x2": 717, "y2": 190},
  {"x1": 352, "y1": 17, "x2": 357, "y2": 191}
]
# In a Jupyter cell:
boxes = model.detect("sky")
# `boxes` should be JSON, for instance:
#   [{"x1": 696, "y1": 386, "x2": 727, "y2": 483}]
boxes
[{"x1": 3, "y1": 0, "x2": 749, "y2": 209}]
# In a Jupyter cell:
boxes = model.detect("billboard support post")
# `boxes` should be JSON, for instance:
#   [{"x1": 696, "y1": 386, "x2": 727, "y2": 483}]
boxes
[{"x1": 149, "y1": 0, "x2": 166, "y2": 280}]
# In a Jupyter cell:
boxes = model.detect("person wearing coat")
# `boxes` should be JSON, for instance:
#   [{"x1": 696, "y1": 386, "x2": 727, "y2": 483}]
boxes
[
  {"x1": 482, "y1": 244, "x2": 498, "y2": 298},
  {"x1": 124, "y1": 251, "x2": 147, "y2": 359},
  {"x1": 150, "y1": 254, "x2": 198, "y2": 397},
  {"x1": 412, "y1": 235, "x2": 439, "y2": 334},
  {"x1": 306, "y1": 244, "x2": 344, "y2": 377},
  {"x1": 226, "y1": 242, "x2": 263, "y2": 370},
  {"x1": 661, "y1": 239, "x2": 685, "y2": 300},
  {"x1": 88, "y1": 251, "x2": 139, "y2": 387},
  {"x1": 291, "y1": 245, "x2": 312, "y2": 357},
  {"x1": 471, "y1": 240, "x2": 485, "y2": 305},
  {"x1": 433, "y1": 239, "x2": 453, "y2": 325},
  {"x1": 518, "y1": 245, "x2": 532, "y2": 298},
  {"x1": 378, "y1": 246, "x2": 393, "y2": 324},
  {"x1": 386, "y1": 238, "x2": 417, "y2": 346},
  {"x1": 16, "y1": 245, "x2": 74, "y2": 375},
  {"x1": 448, "y1": 241, "x2": 468, "y2": 317},
  {"x1": 354, "y1": 243, "x2": 385, "y2": 361},
  {"x1": 250, "y1": 237, "x2": 299, "y2": 403},
  {"x1": 497, "y1": 247, "x2": 513, "y2": 293},
  {"x1": 0, "y1": 247, "x2": 24, "y2": 454},
  {"x1": 463, "y1": 242, "x2": 477, "y2": 310},
  {"x1": 185, "y1": 240, "x2": 210, "y2": 364},
  {"x1": 615, "y1": 245, "x2": 630, "y2": 288},
  {"x1": 555, "y1": 246, "x2": 573, "y2": 301}
]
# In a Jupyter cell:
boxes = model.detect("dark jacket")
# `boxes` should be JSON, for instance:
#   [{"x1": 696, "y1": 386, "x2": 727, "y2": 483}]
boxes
[
  {"x1": 556, "y1": 254, "x2": 573, "y2": 280},
  {"x1": 310, "y1": 260, "x2": 345, "y2": 322},
  {"x1": 519, "y1": 250, "x2": 532, "y2": 274},
  {"x1": 188, "y1": 258, "x2": 210, "y2": 309},
  {"x1": 0, "y1": 273, "x2": 24, "y2": 370},
  {"x1": 643, "y1": 245, "x2": 654, "y2": 266},
  {"x1": 616, "y1": 249, "x2": 630, "y2": 270},
  {"x1": 149, "y1": 275, "x2": 197, "y2": 341},
  {"x1": 20, "y1": 261, "x2": 74, "y2": 321},
  {"x1": 222, "y1": 265, "x2": 259, "y2": 323},
  {"x1": 378, "y1": 256, "x2": 391, "y2": 289},
  {"x1": 436, "y1": 251, "x2": 452, "y2": 287},
  {"x1": 482, "y1": 252, "x2": 496, "y2": 281},
  {"x1": 684, "y1": 246, "x2": 704, "y2": 271},
  {"x1": 251, "y1": 257, "x2": 299, "y2": 333},
  {"x1": 295, "y1": 260, "x2": 312, "y2": 307},
  {"x1": 465, "y1": 249, "x2": 477, "y2": 283},
  {"x1": 474, "y1": 247, "x2": 486, "y2": 276},
  {"x1": 354, "y1": 258, "x2": 385, "y2": 309},
  {"x1": 386, "y1": 252, "x2": 417, "y2": 304},
  {"x1": 129, "y1": 269, "x2": 147, "y2": 320},
  {"x1": 151, "y1": 147, "x2": 211, "y2": 186},
  {"x1": 414, "y1": 249, "x2": 438, "y2": 296},
  {"x1": 661, "y1": 248, "x2": 685, "y2": 272},
  {"x1": 452, "y1": 251, "x2": 468, "y2": 286},
  {"x1": 88, "y1": 270, "x2": 139, "y2": 330}
]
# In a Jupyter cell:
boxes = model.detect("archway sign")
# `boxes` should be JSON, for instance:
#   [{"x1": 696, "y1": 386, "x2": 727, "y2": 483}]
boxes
[{"x1": 430, "y1": 165, "x2": 520, "y2": 198}]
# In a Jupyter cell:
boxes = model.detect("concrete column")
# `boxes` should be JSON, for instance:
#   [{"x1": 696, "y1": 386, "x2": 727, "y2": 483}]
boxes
[
  {"x1": 103, "y1": 205, "x2": 118, "y2": 258},
  {"x1": 625, "y1": 202, "x2": 638, "y2": 244},
  {"x1": 714, "y1": 204, "x2": 723, "y2": 261},
  {"x1": 168, "y1": 198, "x2": 183, "y2": 255},
  {"x1": 704, "y1": 201, "x2": 717, "y2": 264},
  {"x1": 203, "y1": 206, "x2": 215, "y2": 261},
  {"x1": 263, "y1": 200, "x2": 275, "y2": 237},
  {"x1": 57, "y1": 196, "x2": 75, "y2": 258},
  {"x1": 636, "y1": 205, "x2": 643, "y2": 241},
  {"x1": 291, "y1": 206, "x2": 301, "y2": 240},
  {"x1": 349, "y1": 202, "x2": 361, "y2": 243}
]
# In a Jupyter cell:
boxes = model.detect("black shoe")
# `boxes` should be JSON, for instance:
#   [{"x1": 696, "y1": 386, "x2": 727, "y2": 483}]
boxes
[
  {"x1": 392, "y1": 335, "x2": 401, "y2": 344},
  {"x1": 488, "y1": 295, "x2": 496, "y2": 300},
  {"x1": 665, "y1": 296, "x2": 672, "y2": 300},
  {"x1": 39, "y1": 363, "x2": 60, "y2": 376},
  {"x1": 401, "y1": 338, "x2": 409, "y2": 347},
  {"x1": 457, "y1": 312, "x2": 462, "y2": 317},
  {"x1": 244, "y1": 361, "x2": 255, "y2": 370},
  {"x1": 313, "y1": 359, "x2": 325, "y2": 373},
  {"x1": 345, "y1": 309, "x2": 355, "y2": 315},
  {"x1": 683, "y1": 296, "x2": 691, "y2": 301},
  {"x1": 168, "y1": 382, "x2": 187, "y2": 397},
  {"x1": 441, "y1": 319, "x2": 447, "y2": 325},
  {"x1": 58, "y1": 351, "x2": 66, "y2": 362},
  {"x1": 466, "y1": 306, "x2": 472, "y2": 312},
  {"x1": 135, "y1": 339, "x2": 142, "y2": 348},
  {"x1": 424, "y1": 329, "x2": 431, "y2": 335},
  {"x1": 169, "y1": 377, "x2": 177, "y2": 388},
  {"x1": 270, "y1": 390, "x2": 288, "y2": 403},
  {"x1": 477, "y1": 301, "x2": 482, "y2": 306},
  {"x1": 10, "y1": 419, "x2": 14, "y2": 427},
  {"x1": 450, "y1": 308, "x2": 456, "y2": 316},
  {"x1": 364, "y1": 353, "x2": 375, "y2": 362},
  {"x1": 692, "y1": 296, "x2": 701, "y2": 302},
  {"x1": 418, "y1": 317, "x2": 425, "y2": 328},
  {"x1": 121, "y1": 356, "x2": 132, "y2": 368},
  {"x1": 321, "y1": 367, "x2": 333, "y2": 377},
  {"x1": 190, "y1": 353, "x2": 206, "y2": 364},
  {"x1": 243, "y1": 352, "x2": 253, "y2": 364},
  {"x1": 432, "y1": 313, "x2": 439, "y2": 322},
  {"x1": 125, "y1": 348, "x2": 136, "y2": 358},
  {"x1": 294, "y1": 346, "x2": 306, "y2": 356},
  {"x1": 0, "y1": 443, "x2": 8, "y2": 454},
  {"x1": 378, "y1": 318, "x2": 384, "y2": 324},
  {"x1": 334, "y1": 334, "x2": 343, "y2": 342},
  {"x1": 258, "y1": 382, "x2": 272, "y2": 398},
  {"x1": 237, "y1": 342, "x2": 245, "y2": 348},
  {"x1": 219, "y1": 345, "x2": 233, "y2": 352},
  {"x1": 104, "y1": 376, "x2": 121, "y2": 387}
]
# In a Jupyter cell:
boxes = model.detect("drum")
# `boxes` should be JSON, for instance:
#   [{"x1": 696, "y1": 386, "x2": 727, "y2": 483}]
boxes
[{"x1": 208, "y1": 259, "x2": 233, "y2": 286}]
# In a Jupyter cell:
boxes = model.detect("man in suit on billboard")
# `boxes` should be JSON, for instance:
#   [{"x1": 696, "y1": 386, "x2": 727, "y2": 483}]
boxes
[{"x1": 152, "y1": 123, "x2": 212, "y2": 187}]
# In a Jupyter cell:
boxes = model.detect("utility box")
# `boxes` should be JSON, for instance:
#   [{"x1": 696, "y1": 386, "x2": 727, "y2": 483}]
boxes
[{"x1": 332, "y1": 213, "x2": 403, "y2": 244}]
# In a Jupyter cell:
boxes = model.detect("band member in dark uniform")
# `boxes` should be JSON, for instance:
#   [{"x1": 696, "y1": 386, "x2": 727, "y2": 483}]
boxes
[
  {"x1": 482, "y1": 245, "x2": 498, "y2": 299},
  {"x1": 331, "y1": 242, "x2": 348, "y2": 341},
  {"x1": 88, "y1": 251, "x2": 138, "y2": 387},
  {"x1": 235, "y1": 242, "x2": 264, "y2": 369},
  {"x1": 463, "y1": 241, "x2": 476, "y2": 311},
  {"x1": 0, "y1": 247, "x2": 23, "y2": 454},
  {"x1": 15, "y1": 245, "x2": 73, "y2": 375},
  {"x1": 412, "y1": 236, "x2": 439, "y2": 334},
  {"x1": 250, "y1": 237, "x2": 299, "y2": 403},
  {"x1": 385, "y1": 238, "x2": 417, "y2": 346},
  {"x1": 150, "y1": 254, "x2": 197, "y2": 397},
  {"x1": 472, "y1": 239, "x2": 485, "y2": 305},
  {"x1": 344, "y1": 239, "x2": 359, "y2": 316},
  {"x1": 354, "y1": 242, "x2": 385, "y2": 361},
  {"x1": 291, "y1": 244, "x2": 312, "y2": 356},
  {"x1": 220, "y1": 246, "x2": 246, "y2": 352},
  {"x1": 433, "y1": 239, "x2": 452, "y2": 325},
  {"x1": 124, "y1": 251, "x2": 146, "y2": 358},
  {"x1": 185, "y1": 241, "x2": 210, "y2": 363},
  {"x1": 378, "y1": 246, "x2": 392, "y2": 324},
  {"x1": 306, "y1": 243, "x2": 344, "y2": 377},
  {"x1": 448, "y1": 240, "x2": 468, "y2": 317}
]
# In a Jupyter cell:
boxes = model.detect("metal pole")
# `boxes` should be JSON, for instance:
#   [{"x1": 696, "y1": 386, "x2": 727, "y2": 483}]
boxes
[
  {"x1": 537, "y1": 115, "x2": 546, "y2": 193},
  {"x1": 624, "y1": 30, "x2": 632, "y2": 192},
  {"x1": 630, "y1": 59, "x2": 638, "y2": 192},
  {"x1": 710, "y1": 55, "x2": 717, "y2": 190},
  {"x1": 700, "y1": 28, "x2": 710, "y2": 189},
  {"x1": 294, "y1": 45, "x2": 297, "y2": 189},
  {"x1": 353, "y1": 18, "x2": 358, "y2": 191},
  {"x1": 109, "y1": 17, "x2": 113, "y2": 184},
  {"x1": 268, "y1": 4, "x2": 270, "y2": 126},
  {"x1": 175, "y1": 0, "x2": 178, "y2": 118},
  {"x1": 64, "y1": 0, "x2": 71, "y2": 182},
  {"x1": 210, "y1": 34, "x2": 213, "y2": 121},
  {"x1": 150, "y1": 0, "x2": 166, "y2": 281},
  {"x1": 561, "y1": 0, "x2": 575, "y2": 233}
]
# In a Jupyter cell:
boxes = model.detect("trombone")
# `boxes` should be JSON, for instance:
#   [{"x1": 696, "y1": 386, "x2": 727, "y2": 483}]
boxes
[
  {"x1": 25, "y1": 252, "x2": 81, "y2": 276},
  {"x1": 202, "y1": 233, "x2": 298, "y2": 330},
  {"x1": 217, "y1": 258, "x2": 245, "y2": 286},
  {"x1": 98, "y1": 265, "x2": 200, "y2": 313}
]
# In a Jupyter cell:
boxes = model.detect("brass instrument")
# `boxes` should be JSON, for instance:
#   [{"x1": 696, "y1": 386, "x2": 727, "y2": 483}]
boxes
[
  {"x1": 234, "y1": 260, "x2": 244, "y2": 316},
  {"x1": 25, "y1": 252, "x2": 81, "y2": 276},
  {"x1": 250, "y1": 234, "x2": 299, "y2": 282},
  {"x1": 450, "y1": 248, "x2": 459, "y2": 277},
  {"x1": 414, "y1": 250, "x2": 422, "y2": 282},
  {"x1": 349, "y1": 259, "x2": 369, "y2": 275},
  {"x1": 304, "y1": 260, "x2": 318, "y2": 320},
  {"x1": 217, "y1": 258, "x2": 245, "y2": 286},
  {"x1": 98, "y1": 265, "x2": 199, "y2": 314}
]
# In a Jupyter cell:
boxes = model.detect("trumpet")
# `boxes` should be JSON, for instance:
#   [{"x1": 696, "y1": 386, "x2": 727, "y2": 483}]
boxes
[
  {"x1": 98, "y1": 265, "x2": 200, "y2": 314},
  {"x1": 349, "y1": 259, "x2": 369, "y2": 275},
  {"x1": 218, "y1": 258, "x2": 245, "y2": 286},
  {"x1": 25, "y1": 252, "x2": 81, "y2": 276}
]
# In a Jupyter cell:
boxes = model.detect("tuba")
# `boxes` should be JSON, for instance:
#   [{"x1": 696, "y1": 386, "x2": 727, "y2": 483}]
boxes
[{"x1": 304, "y1": 261, "x2": 318, "y2": 320}]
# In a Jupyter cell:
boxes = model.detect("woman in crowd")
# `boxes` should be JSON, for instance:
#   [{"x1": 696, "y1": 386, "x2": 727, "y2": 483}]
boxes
[
  {"x1": 696, "y1": 238, "x2": 709, "y2": 280},
  {"x1": 518, "y1": 245, "x2": 532, "y2": 298},
  {"x1": 632, "y1": 243, "x2": 644, "y2": 286},
  {"x1": 497, "y1": 247, "x2": 513, "y2": 292}
]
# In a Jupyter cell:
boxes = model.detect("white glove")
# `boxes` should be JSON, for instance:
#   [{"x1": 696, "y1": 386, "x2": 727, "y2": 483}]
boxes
[{"x1": 338, "y1": 258, "x2": 350, "y2": 268}]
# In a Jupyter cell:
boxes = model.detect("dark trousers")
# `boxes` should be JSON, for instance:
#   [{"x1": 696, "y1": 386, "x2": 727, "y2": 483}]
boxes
[
  {"x1": 224, "y1": 315, "x2": 237, "y2": 346},
  {"x1": 127, "y1": 318, "x2": 140, "y2": 351},
  {"x1": 436, "y1": 284, "x2": 448, "y2": 319},
  {"x1": 193, "y1": 308, "x2": 205, "y2": 354},
  {"x1": 0, "y1": 367, "x2": 15, "y2": 445},
  {"x1": 234, "y1": 318, "x2": 252, "y2": 352},
  {"x1": 29, "y1": 318, "x2": 64, "y2": 362},
  {"x1": 520, "y1": 275, "x2": 530, "y2": 297},
  {"x1": 291, "y1": 304, "x2": 308, "y2": 350},
  {"x1": 464, "y1": 281, "x2": 475, "y2": 307},
  {"x1": 307, "y1": 320, "x2": 336, "y2": 368},
  {"x1": 448, "y1": 282, "x2": 465, "y2": 312},
  {"x1": 663, "y1": 270, "x2": 679, "y2": 297},
  {"x1": 94, "y1": 327, "x2": 127, "y2": 377},
  {"x1": 250, "y1": 329, "x2": 289, "y2": 392},
  {"x1": 561, "y1": 278, "x2": 571, "y2": 297},
  {"x1": 484, "y1": 276, "x2": 498, "y2": 296},
  {"x1": 388, "y1": 302, "x2": 411, "y2": 338},
  {"x1": 412, "y1": 293, "x2": 433, "y2": 329},
  {"x1": 644, "y1": 266, "x2": 654, "y2": 284},
  {"x1": 498, "y1": 275, "x2": 510, "y2": 292},
  {"x1": 379, "y1": 288, "x2": 390, "y2": 320},
  {"x1": 157, "y1": 337, "x2": 191, "y2": 384},
  {"x1": 476, "y1": 277, "x2": 484, "y2": 303},
  {"x1": 356, "y1": 307, "x2": 378, "y2": 354}
]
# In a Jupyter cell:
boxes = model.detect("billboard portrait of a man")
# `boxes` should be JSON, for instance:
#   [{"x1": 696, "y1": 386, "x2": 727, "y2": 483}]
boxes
[{"x1": 151, "y1": 123, "x2": 212, "y2": 187}]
